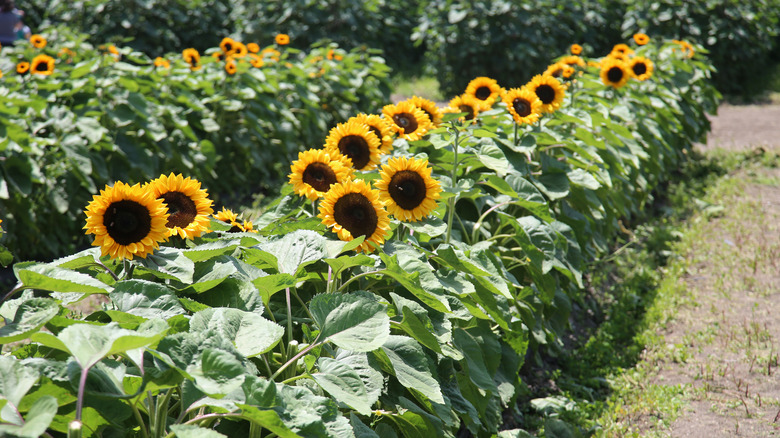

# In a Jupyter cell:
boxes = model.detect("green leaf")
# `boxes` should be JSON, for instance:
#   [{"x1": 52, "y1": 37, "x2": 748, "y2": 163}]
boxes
[
  {"x1": 255, "y1": 230, "x2": 327, "y2": 276},
  {"x1": 137, "y1": 247, "x2": 195, "y2": 283},
  {"x1": 0, "y1": 395, "x2": 58, "y2": 438},
  {"x1": 187, "y1": 348, "x2": 246, "y2": 397},
  {"x1": 395, "y1": 307, "x2": 442, "y2": 355},
  {"x1": 169, "y1": 424, "x2": 228, "y2": 438},
  {"x1": 323, "y1": 253, "x2": 375, "y2": 277},
  {"x1": 70, "y1": 58, "x2": 99, "y2": 79},
  {"x1": 16, "y1": 264, "x2": 110, "y2": 295},
  {"x1": 110, "y1": 280, "x2": 186, "y2": 320},
  {"x1": 312, "y1": 357, "x2": 373, "y2": 415},
  {"x1": 309, "y1": 291, "x2": 390, "y2": 352},
  {"x1": 189, "y1": 308, "x2": 283, "y2": 357},
  {"x1": 534, "y1": 172, "x2": 570, "y2": 200},
  {"x1": 567, "y1": 168, "x2": 601, "y2": 190},
  {"x1": 236, "y1": 404, "x2": 300, "y2": 438},
  {"x1": 377, "y1": 335, "x2": 444, "y2": 404},
  {"x1": 350, "y1": 412, "x2": 380, "y2": 438},
  {"x1": 476, "y1": 141, "x2": 509, "y2": 177},
  {"x1": 0, "y1": 356, "x2": 40, "y2": 425},
  {"x1": 0, "y1": 298, "x2": 59, "y2": 343},
  {"x1": 378, "y1": 253, "x2": 450, "y2": 313},
  {"x1": 183, "y1": 239, "x2": 241, "y2": 262}
]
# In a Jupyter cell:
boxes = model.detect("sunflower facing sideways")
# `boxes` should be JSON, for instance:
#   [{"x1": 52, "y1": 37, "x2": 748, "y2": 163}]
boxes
[
  {"x1": 182, "y1": 48, "x2": 201, "y2": 70},
  {"x1": 289, "y1": 148, "x2": 354, "y2": 200},
  {"x1": 405, "y1": 96, "x2": 444, "y2": 128},
  {"x1": 318, "y1": 179, "x2": 390, "y2": 253},
  {"x1": 225, "y1": 57, "x2": 237, "y2": 75},
  {"x1": 464, "y1": 76, "x2": 503, "y2": 110},
  {"x1": 30, "y1": 54, "x2": 55, "y2": 76},
  {"x1": 213, "y1": 207, "x2": 243, "y2": 232},
  {"x1": 526, "y1": 74, "x2": 565, "y2": 114},
  {"x1": 148, "y1": 173, "x2": 214, "y2": 239},
  {"x1": 443, "y1": 94, "x2": 482, "y2": 122},
  {"x1": 374, "y1": 156, "x2": 441, "y2": 222},
  {"x1": 600, "y1": 57, "x2": 630, "y2": 89},
  {"x1": 349, "y1": 113, "x2": 394, "y2": 154},
  {"x1": 502, "y1": 87, "x2": 542, "y2": 126},
  {"x1": 382, "y1": 101, "x2": 433, "y2": 142},
  {"x1": 324, "y1": 121, "x2": 382, "y2": 171},
  {"x1": 84, "y1": 181, "x2": 170, "y2": 260},
  {"x1": 628, "y1": 56, "x2": 654, "y2": 81}
]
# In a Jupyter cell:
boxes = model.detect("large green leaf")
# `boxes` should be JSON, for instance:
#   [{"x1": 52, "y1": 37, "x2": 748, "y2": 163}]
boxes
[
  {"x1": 189, "y1": 308, "x2": 283, "y2": 357},
  {"x1": 16, "y1": 264, "x2": 110, "y2": 295},
  {"x1": 255, "y1": 230, "x2": 328, "y2": 276},
  {"x1": 0, "y1": 356, "x2": 40, "y2": 425},
  {"x1": 311, "y1": 357, "x2": 373, "y2": 415},
  {"x1": 187, "y1": 348, "x2": 247, "y2": 397},
  {"x1": 309, "y1": 291, "x2": 390, "y2": 352},
  {"x1": 0, "y1": 395, "x2": 58, "y2": 438},
  {"x1": 169, "y1": 424, "x2": 228, "y2": 438},
  {"x1": 137, "y1": 247, "x2": 195, "y2": 283},
  {"x1": 0, "y1": 298, "x2": 59, "y2": 343},
  {"x1": 110, "y1": 280, "x2": 186, "y2": 320},
  {"x1": 375, "y1": 335, "x2": 443, "y2": 404},
  {"x1": 236, "y1": 405, "x2": 300, "y2": 438}
]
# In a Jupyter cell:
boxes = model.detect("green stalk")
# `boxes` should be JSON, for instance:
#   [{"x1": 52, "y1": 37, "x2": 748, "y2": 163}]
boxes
[{"x1": 445, "y1": 123, "x2": 461, "y2": 245}]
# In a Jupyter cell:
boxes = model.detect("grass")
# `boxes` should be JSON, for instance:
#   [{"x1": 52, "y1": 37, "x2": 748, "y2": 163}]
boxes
[{"x1": 390, "y1": 74, "x2": 445, "y2": 102}]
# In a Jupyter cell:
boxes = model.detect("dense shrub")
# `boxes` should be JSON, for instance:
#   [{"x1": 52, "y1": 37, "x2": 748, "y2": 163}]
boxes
[{"x1": 0, "y1": 26, "x2": 391, "y2": 262}]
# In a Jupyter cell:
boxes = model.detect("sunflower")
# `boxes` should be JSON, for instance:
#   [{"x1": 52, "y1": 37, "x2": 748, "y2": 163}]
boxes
[
  {"x1": 443, "y1": 94, "x2": 482, "y2": 122},
  {"x1": 289, "y1": 148, "x2": 354, "y2": 200},
  {"x1": 560, "y1": 55, "x2": 586, "y2": 69},
  {"x1": 610, "y1": 43, "x2": 634, "y2": 57},
  {"x1": 182, "y1": 48, "x2": 201, "y2": 70},
  {"x1": 29, "y1": 34, "x2": 46, "y2": 48},
  {"x1": 16, "y1": 61, "x2": 30, "y2": 75},
  {"x1": 219, "y1": 37, "x2": 237, "y2": 54},
  {"x1": 405, "y1": 96, "x2": 444, "y2": 128},
  {"x1": 570, "y1": 44, "x2": 583, "y2": 55},
  {"x1": 633, "y1": 33, "x2": 650, "y2": 46},
  {"x1": 248, "y1": 54, "x2": 264, "y2": 68},
  {"x1": 240, "y1": 220, "x2": 258, "y2": 233},
  {"x1": 30, "y1": 54, "x2": 55, "y2": 76},
  {"x1": 374, "y1": 156, "x2": 441, "y2": 222},
  {"x1": 228, "y1": 42, "x2": 248, "y2": 58},
  {"x1": 544, "y1": 62, "x2": 574, "y2": 80},
  {"x1": 213, "y1": 207, "x2": 238, "y2": 224},
  {"x1": 83, "y1": 181, "x2": 169, "y2": 260},
  {"x1": 225, "y1": 57, "x2": 237, "y2": 75},
  {"x1": 627, "y1": 56, "x2": 654, "y2": 81},
  {"x1": 464, "y1": 76, "x2": 502, "y2": 110},
  {"x1": 108, "y1": 45, "x2": 119, "y2": 56},
  {"x1": 261, "y1": 47, "x2": 280, "y2": 62},
  {"x1": 526, "y1": 74, "x2": 565, "y2": 114},
  {"x1": 600, "y1": 58, "x2": 630, "y2": 89},
  {"x1": 382, "y1": 101, "x2": 433, "y2": 141},
  {"x1": 247, "y1": 42, "x2": 260, "y2": 53},
  {"x1": 318, "y1": 179, "x2": 390, "y2": 253},
  {"x1": 324, "y1": 121, "x2": 382, "y2": 171},
  {"x1": 349, "y1": 113, "x2": 394, "y2": 154},
  {"x1": 148, "y1": 173, "x2": 213, "y2": 239},
  {"x1": 153, "y1": 57, "x2": 170, "y2": 69},
  {"x1": 275, "y1": 34, "x2": 290, "y2": 45},
  {"x1": 672, "y1": 39, "x2": 695, "y2": 58},
  {"x1": 502, "y1": 87, "x2": 542, "y2": 125}
]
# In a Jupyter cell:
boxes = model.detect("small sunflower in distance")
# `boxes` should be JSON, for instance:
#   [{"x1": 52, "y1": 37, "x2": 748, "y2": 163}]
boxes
[
  {"x1": 375, "y1": 156, "x2": 441, "y2": 222},
  {"x1": 600, "y1": 58, "x2": 630, "y2": 89},
  {"x1": 29, "y1": 34, "x2": 46, "y2": 48},
  {"x1": 17, "y1": 61, "x2": 30, "y2": 75},
  {"x1": 628, "y1": 56, "x2": 653, "y2": 81},
  {"x1": 247, "y1": 42, "x2": 260, "y2": 53},
  {"x1": 213, "y1": 207, "x2": 243, "y2": 232},
  {"x1": 248, "y1": 54, "x2": 264, "y2": 68},
  {"x1": 289, "y1": 148, "x2": 354, "y2": 200},
  {"x1": 240, "y1": 220, "x2": 258, "y2": 233},
  {"x1": 349, "y1": 113, "x2": 394, "y2": 154},
  {"x1": 148, "y1": 173, "x2": 213, "y2": 239},
  {"x1": 30, "y1": 54, "x2": 55, "y2": 75},
  {"x1": 570, "y1": 44, "x2": 583, "y2": 55},
  {"x1": 444, "y1": 94, "x2": 482, "y2": 122},
  {"x1": 182, "y1": 48, "x2": 201, "y2": 70},
  {"x1": 275, "y1": 34, "x2": 290, "y2": 45},
  {"x1": 84, "y1": 181, "x2": 169, "y2": 260},
  {"x1": 220, "y1": 37, "x2": 237, "y2": 54},
  {"x1": 318, "y1": 179, "x2": 390, "y2": 253},
  {"x1": 611, "y1": 43, "x2": 634, "y2": 58},
  {"x1": 324, "y1": 121, "x2": 382, "y2": 171},
  {"x1": 225, "y1": 57, "x2": 237, "y2": 75},
  {"x1": 228, "y1": 42, "x2": 248, "y2": 58},
  {"x1": 405, "y1": 96, "x2": 444, "y2": 128},
  {"x1": 633, "y1": 33, "x2": 650, "y2": 46},
  {"x1": 382, "y1": 101, "x2": 433, "y2": 141},
  {"x1": 526, "y1": 74, "x2": 565, "y2": 114},
  {"x1": 153, "y1": 57, "x2": 170, "y2": 69},
  {"x1": 464, "y1": 76, "x2": 502, "y2": 110},
  {"x1": 672, "y1": 39, "x2": 695, "y2": 58},
  {"x1": 502, "y1": 87, "x2": 542, "y2": 126}
]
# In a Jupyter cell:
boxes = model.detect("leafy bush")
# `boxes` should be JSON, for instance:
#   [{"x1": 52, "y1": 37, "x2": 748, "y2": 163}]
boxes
[
  {"x1": 0, "y1": 35, "x2": 719, "y2": 437},
  {"x1": 0, "y1": 26, "x2": 391, "y2": 262}
]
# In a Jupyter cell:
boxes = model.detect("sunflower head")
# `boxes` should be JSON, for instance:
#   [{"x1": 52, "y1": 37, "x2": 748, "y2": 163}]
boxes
[
  {"x1": 610, "y1": 43, "x2": 634, "y2": 58},
  {"x1": 349, "y1": 113, "x2": 394, "y2": 154},
  {"x1": 324, "y1": 121, "x2": 382, "y2": 171},
  {"x1": 544, "y1": 62, "x2": 574, "y2": 80},
  {"x1": 672, "y1": 39, "x2": 695, "y2": 58},
  {"x1": 29, "y1": 34, "x2": 47, "y2": 49},
  {"x1": 600, "y1": 58, "x2": 630, "y2": 89},
  {"x1": 318, "y1": 179, "x2": 390, "y2": 253},
  {"x1": 570, "y1": 44, "x2": 583, "y2": 55},
  {"x1": 248, "y1": 53, "x2": 264, "y2": 68},
  {"x1": 154, "y1": 57, "x2": 170, "y2": 69},
  {"x1": 30, "y1": 54, "x2": 55, "y2": 76},
  {"x1": 148, "y1": 173, "x2": 213, "y2": 239},
  {"x1": 502, "y1": 87, "x2": 542, "y2": 126},
  {"x1": 214, "y1": 207, "x2": 238, "y2": 224},
  {"x1": 247, "y1": 42, "x2": 260, "y2": 53},
  {"x1": 374, "y1": 156, "x2": 441, "y2": 222},
  {"x1": 16, "y1": 61, "x2": 30, "y2": 75},
  {"x1": 464, "y1": 76, "x2": 502, "y2": 110},
  {"x1": 289, "y1": 148, "x2": 354, "y2": 200},
  {"x1": 84, "y1": 181, "x2": 170, "y2": 260},
  {"x1": 182, "y1": 48, "x2": 201, "y2": 70},
  {"x1": 443, "y1": 94, "x2": 482, "y2": 123},
  {"x1": 220, "y1": 37, "x2": 236, "y2": 54},
  {"x1": 633, "y1": 33, "x2": 650, "y2": 46},
  {"x1": 382, "y1": 101, "x2": 433, "y2": 141},
  {"x1": 262, "y1": 47, "x2": 281, "y2": 62},
  {"x1": 225, "y1": 57, "x2": 238, "y2": 75},
  {"x1": 526, "y1": 75, "x2": 565, "y2": 114},
  {"x1": 240, "y1": 220, "x2": 258, "y2": 233},
  {"x1": 560, "y1": 55, "x2": 586, "y2": 69},
  {"x1": 275, "y1": 34, "x2": 290, "y2": 46},
  {"x1": 628, "y1": 56, "x2": 654, "y2": 81},
  {"x1": 228, "y1": 42, "x2": 248, "y2": 58},
  {"x1": 404, "y1": 96, "x2": 444, "y2": 128}
]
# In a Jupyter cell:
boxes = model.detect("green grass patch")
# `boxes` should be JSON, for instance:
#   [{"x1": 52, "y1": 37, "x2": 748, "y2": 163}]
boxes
[{"x1": 390, "y1": 74, "x2": 445, "y2": 102}]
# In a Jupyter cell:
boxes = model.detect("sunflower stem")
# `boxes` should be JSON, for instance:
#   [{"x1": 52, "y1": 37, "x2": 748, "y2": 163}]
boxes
[
  {"x1": 513, "y1": 122, "x2": 519, "y2": 147},
  {"x1": 285, "y1": 287, "x2": 294, "y2": 358},
  {"x1": 445, "y1": 122, "x2": 460, "y2": 246}
]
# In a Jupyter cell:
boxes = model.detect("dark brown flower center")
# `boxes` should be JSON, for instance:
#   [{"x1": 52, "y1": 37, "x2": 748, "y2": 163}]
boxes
[
  {"x1": 535, "y1": 84, "x2": 556, "y2": 104},
  {"x1": 458, "y1": 104, "x2": 476, "y2": 120},
  {"x1": 333, "y1": 193, "x2": 378, "y2": 239},
  {"x1": 632, "y1": 62, "x2": 647, "y2": 76},
  {"x1": 160, "y1": 191, "x2": 197, "y2": 229},
  {"x1": 338, "y1": 135, "x2": 371, "y2": 170},
  {"x1": 607, "y1": 66, "x2": 624, "y2": 83},
  {"x1": 475, "y1": 86, "x2": 492, "y2": 100},
  {"x1": 302, "y1": 162, "x2": 338, "y2": 192},
  {"x1": 224, "y1": 42, "x2": 233, "y2": 52},
  {"x1": 389, "y1": 170, "x2": 427, "y2": 210},
  {"x1": 103, "y1": 200, "x2": 152, "y2": 245},
  {"x1": 34, "y1": 62, "x2": 49, "y2": 72},
  {"x1": 393, "y1": 113, "x2": 419, "y2": 134},
  {"x1": 512, "y1": 97, "x2": 532, "y2": 117}
]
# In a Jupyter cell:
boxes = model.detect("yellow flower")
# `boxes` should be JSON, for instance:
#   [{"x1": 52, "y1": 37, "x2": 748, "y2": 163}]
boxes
[
  {"x1": 570, "y1": 43, "x2": 583, "y2": 55},
  {"x1": 220, "y1": 37, "x2": 237, "y2": 54},
  {"x1": 318, "y1": 179, "x2": 390, "y2": 253},
  {"x1": 247, "y1": 42, "x2": 260, "y2": 53},
  {"x1": 225, "y1": 57, "x2": 237, "y2": 75},
  {"x1": 153, "y1": 57, "x2": 170, "y2": 69},
  {"x1": 213, "y1": 207, "x2": 238, "y2": 224},
  {"x1": 261, "y1": 47, "x2": 280, "y2": 62},
  {"x1": 374, "y1": 156, "x2": 441, "y2": 222},
  {"x1": 349, "y1": 113, "x2": 394, "y2": 154},
  {"x1": 404, "y1": 96, "x2": 444, "y2": 128},
  {"x1": 288, "y1": 148, "x2": 354, "y2": 200},
  {"x1": 628, "y1": 56, "x2": 653, "y2": 81},
  {"x1": 248, "y1": 53, "x2": 264, "y2": 68},
  {"x1": 382, "y1": 101, "x2": 433, "y2": 141},
  {"x1": 29, "y1": 34, "x2": 47, "y2": 48},
  {"x1": 83, "y1": 182, "x2": 169, "y2": 260},
  {"x1": 147, "y1": 173, "x2": 214, "y2": 239},
  {"x1": 182, "y1": 48, "x2": 201, "y2": 70},
  {"x1": 227, "y1": 41, "x2": 248, "y2": 58},
  {"x1": 672, "y1": 39, "x2": 695, "y2": 58},
  {"x1": 464, "y1": 76, "x2": 502, "y2": 110},
  {"x1": 324, "y1": 121, "x2": 382, "y2": 171},
  {"x1": 30, "y1": 54, "x2": 55, "y2": 76},
  {"x1": 502, "y1": 87, "x2": 542, "y2": 125},
  {"x1": 600, "y1": 57, "x2": 630, "y2": 89},
  {"x1": 240, "y1": 220, "x2": 258, "y2": 233},
  {"x1": 16, "y1": 61, "x2": 30, "y2": 75},
  {"x1": 443, "y1": 94, "x2": 482, "y2": 123},
  {"x1": 525, "y1": 74, "x2": 565, "y2": 114},
  {"x1": 275, "y1": 33, "x2": 290, "y2": 45},
  {"x1": 611, "y1": 43, "x2": 634, "y2": 57},
  {"x1": 633, "y1": 33, "x2": 650, "y2": 46}
]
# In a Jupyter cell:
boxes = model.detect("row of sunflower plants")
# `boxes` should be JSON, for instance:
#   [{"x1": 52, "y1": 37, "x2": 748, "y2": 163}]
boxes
[
  {"x1": 0, "y1": 34, "x2": 719, "y2": 437},
  {"x1": 0, "y1": 25, "x2": 391, "y2": 262}
]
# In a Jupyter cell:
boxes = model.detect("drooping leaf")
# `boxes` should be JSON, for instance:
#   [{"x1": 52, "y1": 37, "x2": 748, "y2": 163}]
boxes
[
  {"x1": 0, "y1": 298, "x2": 60, "y2": 344},
  {"x1": 375, "y1": 335, "x2": 444, "y2": 404},
  {"x1": 309, "y1": 291, "x2": 390, "y2": 352},
  {"x1": 110, "y1": 280, "x2": 186, "y2": 320},
  {"x1": 311, "y1": 357, "x2": 373, "y2": 415},
  {"x1": 189, "y1": 308, "x2": 283, "y2": 357}
]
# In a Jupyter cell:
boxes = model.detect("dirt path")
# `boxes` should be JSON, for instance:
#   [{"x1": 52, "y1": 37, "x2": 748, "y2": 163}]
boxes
[{"x1": 636, "y1": 104, "x2": 780, "y2": 436}]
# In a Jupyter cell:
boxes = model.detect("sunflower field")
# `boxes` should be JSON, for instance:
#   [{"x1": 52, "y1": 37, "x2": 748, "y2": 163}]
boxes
[{"x1": 0, "y1": 19, "x2": 721, "y2": 438}]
